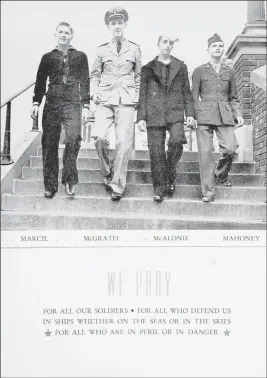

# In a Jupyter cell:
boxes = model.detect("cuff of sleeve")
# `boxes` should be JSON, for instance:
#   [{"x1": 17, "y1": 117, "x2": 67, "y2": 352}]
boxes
[
  {"x1": 33, "y1": 102, "x2": 40, "y2": 106},
  {"x1": 83, "y1": 104, "x2": 90, "y2": 109}
]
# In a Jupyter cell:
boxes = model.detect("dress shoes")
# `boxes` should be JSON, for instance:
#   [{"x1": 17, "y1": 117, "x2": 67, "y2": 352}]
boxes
[
  {"x1": 220, "y1": 179, "x2": 232, "y2": 187},
  {"x1": 166, "y1": 183, "x2": 176, "y2": 196},
  {"x1": 65, "y1": 183, "x2": 75, "y2": 196},
  {"x1": 202, "y1": 194, "x2": 214, "y2": 203},
  {"x1": 44, "y1": 190, "x2": 56, "y2": 198},
  {"x1": 216, "y1": 177, "x2": 232, "y2": 187},
  {"x1": 153, "y1": 195, "x2": 164, "y2": 202},
  {"x1": 111, "y1": 191, "x2": 123, "y2": 201}
]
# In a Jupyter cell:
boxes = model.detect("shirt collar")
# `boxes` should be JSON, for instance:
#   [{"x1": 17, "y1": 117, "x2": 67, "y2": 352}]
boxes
[
  {"x1": 53, "y1": 45, "x2": 75, "y2": 52},
  {"x1": 157, "y1": 57, "x2": 172, "y2": 66},
  {"x1": 111, "y1": 38, "x2": 125, "y2": 44},
  {"x1": 209, "y1": 60, "x2": 221, "y2": 68}
]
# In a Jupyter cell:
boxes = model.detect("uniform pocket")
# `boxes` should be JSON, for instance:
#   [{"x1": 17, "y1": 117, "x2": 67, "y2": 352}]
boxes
[
  {"x1": 99, "y1": 82, "x2": 111, "y2": 102},
  {"x1": 127, "y1": 80, "x2": 135, "y2": 87},
  {"x1": 126, "y1": 55, "x2": 136, "y2": 62},
  {"x1": 102, "y1": 56, "x2": 113, "y2": 63},
  {"x1": 198, "y1": 102, "x2": 213, "y2": 111},
  {"x1": 99, "y1": 82, "x2": 111, "y2": 87},
  {"x1": 221, "y1": 74, "x2": 230, "y2": 81}
]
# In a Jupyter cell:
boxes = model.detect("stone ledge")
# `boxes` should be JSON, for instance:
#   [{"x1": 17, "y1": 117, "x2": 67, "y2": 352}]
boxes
[{"x1": 1, "y1": 131, "x2": 42, "y2": 194}]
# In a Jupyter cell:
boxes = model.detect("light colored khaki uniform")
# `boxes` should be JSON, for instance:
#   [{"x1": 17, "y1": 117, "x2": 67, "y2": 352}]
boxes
[{"x1": 90, "y1": 39, "x2": 142, "y2": 194}]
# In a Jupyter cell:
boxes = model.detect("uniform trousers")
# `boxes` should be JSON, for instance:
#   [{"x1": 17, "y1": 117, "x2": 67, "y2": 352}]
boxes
[
  {"x1": 146, "y1": 123, "x2": 185, "y2": 197},
  {"x1": 42, "y1": 99, "x2": 82, "y2": 193},
  {"x1": 94, "y1": 102, "x2": 135, "y2": 194},
  {"x1": 196, "y1": 124, "x2": 239, "y2": 197}
]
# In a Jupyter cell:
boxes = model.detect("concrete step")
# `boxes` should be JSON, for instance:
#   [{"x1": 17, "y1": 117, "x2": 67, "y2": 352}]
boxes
[
  {"x1": 2, "y1": 194, "x2": 266, "y2": 219},
  {"x1": 21, "y1": 167, "x2": 264, "y2": 186},
  {"x1": 36, "y1": 146, "x2": 220, "y2": 161},
  {"x1": 2, "y1": 210, "x2": 266, "y2": 230},
  {"x1": 12, "y1": 180, "x2": 266, "y2": 203},
  {"x1": 29, "y1": 156, "x2": 256, "y2": 174}
]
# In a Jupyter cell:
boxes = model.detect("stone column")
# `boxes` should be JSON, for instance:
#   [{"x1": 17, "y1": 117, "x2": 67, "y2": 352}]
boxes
[
  {"x1": 226, "y1": 0, "x2": 266, "y2": 162},
  {"x1": 247, "y1": 1, "x2": 266, "y2": 23}
]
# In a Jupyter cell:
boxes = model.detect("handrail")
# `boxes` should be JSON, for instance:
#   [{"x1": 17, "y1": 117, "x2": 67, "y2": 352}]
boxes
[
  {"x1": 1, "y1": 80, "x2": 38, "y2": 165},
  {"x1": 1, "y1": 80, "x2": 35, "y2": 108}
]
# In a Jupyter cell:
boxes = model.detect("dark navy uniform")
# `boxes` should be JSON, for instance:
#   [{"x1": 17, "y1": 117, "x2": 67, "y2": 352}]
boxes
[{"x1": 33, "y1": 47, "x2": 90, "y2": 194}]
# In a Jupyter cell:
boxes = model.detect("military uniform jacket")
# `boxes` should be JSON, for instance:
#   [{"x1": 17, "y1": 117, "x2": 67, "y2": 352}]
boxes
[
  {"x1": 137, "y1": 56, "x2": 195, "y2": 127},
  {"x1": 192, "y1": 62, "x2": 242, "y2": 126},
  {"x1": 90, "y1": 39, "x2": 142, "y2": 105}
]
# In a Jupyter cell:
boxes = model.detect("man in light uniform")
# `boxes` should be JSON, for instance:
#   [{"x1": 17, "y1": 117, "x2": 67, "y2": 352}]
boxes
[
  {"x1": 192, "y1": 33, "x2": 243, "y2": 203},
  {"x1": 90, "y1": 6, "x2": 141, "y2": 200}
]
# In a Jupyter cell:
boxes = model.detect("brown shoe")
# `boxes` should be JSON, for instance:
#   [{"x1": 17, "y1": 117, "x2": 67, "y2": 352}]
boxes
[{"x1": 202, "y1": 194, "x2": 214, "y2": 203}]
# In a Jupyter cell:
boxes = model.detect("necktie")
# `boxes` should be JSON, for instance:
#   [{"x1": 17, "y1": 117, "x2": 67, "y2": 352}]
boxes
[{"x1": 117, "y1": 41, "x2": 122, "y2": 54}]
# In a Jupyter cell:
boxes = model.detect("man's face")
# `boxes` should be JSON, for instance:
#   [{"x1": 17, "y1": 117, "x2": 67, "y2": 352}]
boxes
[
  {"x1": 158, "y1": 36, "x2": 174, "y2": 55},
  {"x1": 55, "y1": 25, "x2": 73, "y2": 47},
  {"x1": 208, "y1": 42, "x2": 224, "y2": 58},
  {"x1": 108, "y1": 17, "x2": 126, "y2": 39}
]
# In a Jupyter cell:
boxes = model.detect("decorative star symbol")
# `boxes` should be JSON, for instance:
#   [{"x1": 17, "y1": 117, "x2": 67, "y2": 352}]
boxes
[
  {"x1": 224, "y1": 329, "x2": 231, "y2": 336},
  {"x1": 45, "y1": 329, "x2": 52, "y2": 337}
]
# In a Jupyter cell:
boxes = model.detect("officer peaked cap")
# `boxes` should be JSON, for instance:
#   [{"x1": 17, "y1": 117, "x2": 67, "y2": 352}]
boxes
[
  {"x1": 105, "y1": 6, "x2": 129, "y2": 25},
  {"x1": 208, "y1": 33, "x2": 223, "y2": 47}
]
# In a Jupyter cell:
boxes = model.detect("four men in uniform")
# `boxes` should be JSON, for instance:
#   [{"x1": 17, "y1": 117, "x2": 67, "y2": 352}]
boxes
[{"x1": 32, "y1": 7, "x2": 243, "y2": 204}]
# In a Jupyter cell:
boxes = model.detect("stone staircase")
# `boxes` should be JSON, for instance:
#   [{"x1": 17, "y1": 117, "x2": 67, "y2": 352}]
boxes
[{"x1": 1, "y1": 145, "x2": 266, "y2": 229}]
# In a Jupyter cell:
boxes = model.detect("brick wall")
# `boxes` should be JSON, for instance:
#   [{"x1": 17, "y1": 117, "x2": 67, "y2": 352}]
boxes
[
  {"x1": 233, "y1": 54, "x2": 266, "y2": 184},
  {"x1": 251, "y1": 83, "x2": 267, "y2": 185},
  {"x1": 233, "y1": 54, "x2": 267, "y2": 126}
]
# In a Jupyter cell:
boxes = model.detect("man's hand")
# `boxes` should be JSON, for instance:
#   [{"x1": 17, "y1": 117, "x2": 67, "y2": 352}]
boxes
[
  {"x1": 235, "y1": 117, "x2": 244, "y2": 128},
  {"x1": 186, "y1": 116, "x2": 195, "y2": 127},
  {"x1": 138, "y1": 120, "x2": 147, "y2": 132},
  {"x1": 92, "y1": 93, "x2": 102, "y2": 105},
  {"x1": 31, "y1": 104, "x2": 39, "y2": 120},
  {"x1": 82, "y1": 107, "x2": 90, "y2": 125}
]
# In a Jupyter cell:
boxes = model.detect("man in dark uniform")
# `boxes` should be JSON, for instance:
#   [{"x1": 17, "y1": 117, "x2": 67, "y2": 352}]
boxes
[
  {"x1": 137, "y1": 35, "x2": 195, "y2": 202},
  {"x1": 90, "y1": 6, "x2": 141, "y2": 201},
  {"x1": 31, "y1": 22, "x2": 90, "y2": 198},
  {"x1": 192, "y1": 34, "x2": 244, "y2": 202}
]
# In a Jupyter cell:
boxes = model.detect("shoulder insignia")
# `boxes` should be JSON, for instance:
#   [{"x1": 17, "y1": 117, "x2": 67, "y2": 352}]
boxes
[
  {"x1": 128, "y1": 40, "x2": 140, "y2": 47},
  {"x1": 98, "y1": 42, "x2": 109, "y2": 47}
]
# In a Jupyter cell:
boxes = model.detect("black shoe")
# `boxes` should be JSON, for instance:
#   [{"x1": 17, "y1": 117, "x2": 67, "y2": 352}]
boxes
[
  {"x1": 44, "y1": 190, "x2": 56, "y2": 198},
  {"x1": 166, "y1": 183, "x2": 176, "y2": 196},
  {"x1": 153, "y1": 195, "x2": 164, "y2": 202},
  {"x1": 65, "y1": 183, "x2": 75, "y2": 196},
  {"x1": 111, "y1": 191, "x2": 123, "y2": 201},
  {"x1": 218, "y1": 179, "x2": 232, "y2": 187}
]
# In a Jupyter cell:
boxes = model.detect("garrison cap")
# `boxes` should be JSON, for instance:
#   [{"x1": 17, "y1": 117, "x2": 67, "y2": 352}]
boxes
[
  {"x1": 208, "y1": 33, "x2": 223, "y2": 47},
  {"x1": 105, "y1": 6, "x2": 129, "y2": 25}
]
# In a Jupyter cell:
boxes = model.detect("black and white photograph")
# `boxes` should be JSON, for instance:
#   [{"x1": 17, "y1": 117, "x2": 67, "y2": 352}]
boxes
[
  {"x1": 1, "y1": 2, "x2": 266, "y2": 378},
  {"x1": 1, "y1": 0, "x2": 266, "y2": 230}
]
